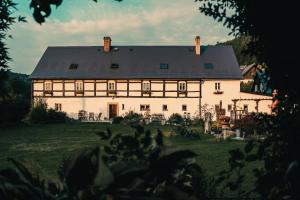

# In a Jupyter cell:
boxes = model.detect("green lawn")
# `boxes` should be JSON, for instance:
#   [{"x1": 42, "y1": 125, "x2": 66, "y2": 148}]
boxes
[{"x1": 0, "y1": 122, "x2": 259, "y2": 196}]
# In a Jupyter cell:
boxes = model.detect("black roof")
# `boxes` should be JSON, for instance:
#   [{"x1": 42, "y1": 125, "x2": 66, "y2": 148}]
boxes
[{"x1": 30, "y1": 45, "x2": 242, "y2": 80}]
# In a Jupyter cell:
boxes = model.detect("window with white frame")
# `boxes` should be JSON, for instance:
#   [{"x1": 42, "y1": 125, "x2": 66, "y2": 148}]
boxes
[
  {"x1": 44, "y1": 82, "x2": 52, "y2": 91},
  {"x1": 75, "y1": 82, "x2": 83, "y2": 91},
  {"x1": 215, "y1": 82, "x2": 221, "y2": 91},
  {"x1": 179, "y1": 82, "x2": 186, "y2": 91},
  {"x1": 140, "y1": 104, "x2": 150, "y2": 111},
  {"x1": 142, "y1": 82, "x2": 150, "y2": 91},
  {"x1": 108, "y1": 82, "x2": 115, "y2": 91},
  {"x1": 55, "y1": 103, "x2": 62, "y2": 111}
]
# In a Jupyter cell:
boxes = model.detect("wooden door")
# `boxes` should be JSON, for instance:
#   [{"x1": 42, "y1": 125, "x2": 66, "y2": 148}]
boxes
[{"x1": 109, "y1": 104, "x2": 118, "y2": 119}]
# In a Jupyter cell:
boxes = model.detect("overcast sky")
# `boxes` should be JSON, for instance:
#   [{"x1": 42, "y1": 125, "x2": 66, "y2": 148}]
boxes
[{"x1": 7, "y1": 0, "x2": 233, "y2": 74}]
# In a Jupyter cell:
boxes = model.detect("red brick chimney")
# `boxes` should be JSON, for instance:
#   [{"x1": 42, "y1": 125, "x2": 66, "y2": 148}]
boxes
[
  {"x1": 103, "y1": 36, "x2": 111, "y2": 53},
  {"x1": 195, "y1": 36, "x2": 201, "y2": 56}
]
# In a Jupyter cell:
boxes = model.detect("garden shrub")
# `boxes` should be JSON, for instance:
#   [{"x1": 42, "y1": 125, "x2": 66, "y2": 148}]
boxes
[
  {"x1": 122, "y1": 111, "x2": 143, "y2": 125},
  {"x1": 211, "y1": 121, "x2": 222, "y2": 134},
  {"x1": 29, "y1": 99, "x2": 68, "y2": 124},
  {"x1": 112, "y1": 116, "x2": 124, "y2": 124},
  {"x1": 171, "y1": 124, "x2": 202, "y2": 138},
  {"x1": 168, "y1": 113, "x2": 183, "y2": 124},
  {"x1": 46, "y1": 109, "x2": 68, "y2": 123},
  {"x1": 29, "y1": 99, "x2": 48, "y2": 123},
  {"x1": 192, "y1": 116, "x2": 205, "y2": 127}
]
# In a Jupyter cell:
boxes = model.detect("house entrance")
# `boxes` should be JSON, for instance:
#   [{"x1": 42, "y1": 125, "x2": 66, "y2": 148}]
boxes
[{"x1": 108, "y1": 104, "x2": 118, "y2": 119}]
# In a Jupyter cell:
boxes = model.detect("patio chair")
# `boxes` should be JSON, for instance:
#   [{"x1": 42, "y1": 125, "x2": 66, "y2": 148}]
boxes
[
  {"x1": 89, "y1": 112, "x2": 95, "y2": 121},
  {"x1": 96, "y1": 112, "x2": 102, "y2": 121},
  {"x1": 78, "y1": 110, "x2": 88, "y2": 121}
]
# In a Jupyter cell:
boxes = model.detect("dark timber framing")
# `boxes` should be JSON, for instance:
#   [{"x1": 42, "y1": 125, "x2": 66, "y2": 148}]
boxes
[{"x1": 32, "y1": 79, "x2": 203, "y2": 98}]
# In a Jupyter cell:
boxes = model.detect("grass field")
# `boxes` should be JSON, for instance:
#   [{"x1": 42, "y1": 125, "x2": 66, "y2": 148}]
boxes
[{"x1": 0, "y1": 122, "x2": 259, "y2": 196}]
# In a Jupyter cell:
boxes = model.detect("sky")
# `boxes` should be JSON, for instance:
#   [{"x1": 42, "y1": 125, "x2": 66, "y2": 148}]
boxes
[{"x1": 7, "y1": 0, "x2": 233, "y2": 74}]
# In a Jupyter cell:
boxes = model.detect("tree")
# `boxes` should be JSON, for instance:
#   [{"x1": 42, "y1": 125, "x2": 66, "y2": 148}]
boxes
[
  {"x1": 217, "y1": 36, "x2": 258, "y2": 65},
  {"x1": 29, "y1": 0, "x2": 123, "y2": 24},
  {"x1": 197, "y1": 1, "x2": 300, "y2": 199}
]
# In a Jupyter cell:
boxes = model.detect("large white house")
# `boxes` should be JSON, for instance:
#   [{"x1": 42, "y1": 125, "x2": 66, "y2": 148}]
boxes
[{"x1": 29, "y1": 36, "x2": 272, "y2": 120}]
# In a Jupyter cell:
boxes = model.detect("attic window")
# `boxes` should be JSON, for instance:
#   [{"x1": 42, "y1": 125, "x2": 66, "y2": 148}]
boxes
[
  {"x1": 69, "y1": 63, "x2": 78, "y2": 70},
  {"x1": 111, "y1": 63, "x2": 119, "y2": 69},
  {"x1": 160, "y1": 63, "x2": 169, "y2": 69},
  {"x1": 204, "y1": 63, "x2": 214, "y2": 69}
]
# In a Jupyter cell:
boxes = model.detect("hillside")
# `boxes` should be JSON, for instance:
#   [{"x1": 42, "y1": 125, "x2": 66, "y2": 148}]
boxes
[{"x1": 217, "y1": 36, "x2": 258, "y2": 66}]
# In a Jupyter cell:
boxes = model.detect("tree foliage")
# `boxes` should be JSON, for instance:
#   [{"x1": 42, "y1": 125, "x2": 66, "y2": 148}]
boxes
[
  {"x1": 29, "y1": 0, "x2": 123, "y2": 24},
  {"x1": 197, "y1": 1, "x2": 300, "y2": 199},
  {"x1": 217, "y1": 36, "x2": 257, "y2": 65},
  {"x1": 197, "y1": 0, "x2": 298, "y2": 99},
  {"x1": 0, "y1": 72, "x2": 31, "y2": 124}
]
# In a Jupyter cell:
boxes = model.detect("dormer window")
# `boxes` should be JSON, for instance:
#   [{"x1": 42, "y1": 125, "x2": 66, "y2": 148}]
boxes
[
  {"x1": 204, "y1": 63, "x2": 214, "y2": 69},
  {"x1": 110, "y1": 63, "x2": 119, "y2": 69},
  {"x1": 69, "y1": 63, "x2": 78, "y2": 70},
  {"x1": 160, "y1": 63, "x2": 169, "y2": 69},
  {"x1": 179, "y1": 82, "x2": 186, "y2": 91}
]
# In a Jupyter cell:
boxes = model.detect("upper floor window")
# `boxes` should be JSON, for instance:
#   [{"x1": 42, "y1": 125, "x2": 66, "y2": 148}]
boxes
[
  {"x1": 69, "y1": 63, "x2": 78, "y2": 70},
  {"x1": 142, "y1": 82, "x2": 150, "y2": 91},
  {"x1": 44, "y1": 82, "x2": 52, "y2": 91},
  {"x1": 108, "y1": 82, "x2": 115, "y2": 91},
  {"x1": 75, "y1": 82, "x2": 83, "y2": 91},
  {"x1": 215, "y1": 82, "x2": 221, "y2": 91},
  {"x1": 179, "y1": 82, "x2": 186, "y2": 91}
]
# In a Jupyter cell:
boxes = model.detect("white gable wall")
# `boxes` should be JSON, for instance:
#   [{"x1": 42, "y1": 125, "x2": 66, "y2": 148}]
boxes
[{"x1": 201, "y1": 80, "x2": 240, "y2": 117}]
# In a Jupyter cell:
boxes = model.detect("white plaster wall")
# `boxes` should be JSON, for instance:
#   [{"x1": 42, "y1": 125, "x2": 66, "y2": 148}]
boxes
[
  {"x1": 43, "y1": 97, "x2": 200, "y2": 120},
  {"x1": 33, "y1": 80, "x2": 272, "y2": 121},
  {"x1": 237, "y1": 92, "x2": 272, "y2": 114},
  {"x1": 201, "y1": 80, "x2": 240, "y2": 117}
]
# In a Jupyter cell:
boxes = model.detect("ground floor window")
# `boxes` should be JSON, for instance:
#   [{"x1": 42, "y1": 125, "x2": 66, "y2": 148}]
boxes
[
  {"x1": 162, "y1": 104, "x2": 168, "y2": 111},
  {"x1": 228, "y1": 104, "x2": 232, "y2": 111},
  {"x1": 182, "y1": 104, "x2": 187, "y2": 111},
  {"x1": 140, "y1": 104, "x2": 150, "y2": 111},
  {"x1": 122, "y1": 104, "x2": 125, "y2": 110},
  {"x1": 55, "y1": 103, "x2": 62, "y2": 111},
  {"x1": 243, "y1": 104, "x2": 248, "y2": 113}
]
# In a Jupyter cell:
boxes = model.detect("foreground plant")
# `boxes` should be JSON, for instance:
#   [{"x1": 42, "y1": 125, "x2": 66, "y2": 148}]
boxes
[{"x1": 0, "y1": 126, "x2": 214, "y2": 200}]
